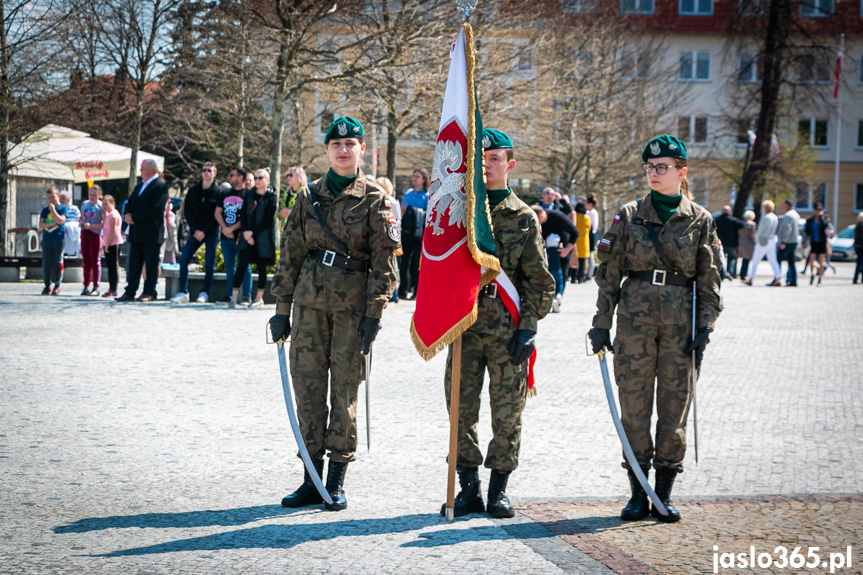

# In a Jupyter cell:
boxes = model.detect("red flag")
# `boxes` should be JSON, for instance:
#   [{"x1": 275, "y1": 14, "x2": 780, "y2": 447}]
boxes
[
  {"x1": 833, "y1": 47, "x2": 842, "y2": 99},
  {"x1": 410, "y1": 24, "x2": 499, "y2": 359}
]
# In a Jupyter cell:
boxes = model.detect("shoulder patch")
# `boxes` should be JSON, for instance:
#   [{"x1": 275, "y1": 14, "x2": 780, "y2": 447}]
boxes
[
  {"x1": 597, "y1": 237, "x2": 613, "y2": 252},
  {"x1": 613, "y1": 214, "x2": 620, "y2": 223},
  {"x1": 387, "y1": 217, "x2": 401, "y2": 242}
]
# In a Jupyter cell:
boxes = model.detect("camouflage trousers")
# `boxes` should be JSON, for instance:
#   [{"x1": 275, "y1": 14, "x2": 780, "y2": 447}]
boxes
[
  {"x1": 289, "y1": 305, "x2": 366, "y2": 463},
  {"x1": 444, "y1": 329, "x2": 529, "y2": 472},
  {"x1": 613, "y1": 315, "x2": 693, "y2": 472}
]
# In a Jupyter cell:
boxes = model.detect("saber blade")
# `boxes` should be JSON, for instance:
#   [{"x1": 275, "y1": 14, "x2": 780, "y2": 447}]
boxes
[
  {"x1": 365, "y1": 348, "x2": 372, "y2": 451},
  {"x1": 599, "y1": 351, "x2": 669, "y2": 517},
  {"x1": 277, "y1": 342, "x2": 333, "y2": 505},
  {"x1": 691, "y1": 281, "x2": 698, "y2": 464}
]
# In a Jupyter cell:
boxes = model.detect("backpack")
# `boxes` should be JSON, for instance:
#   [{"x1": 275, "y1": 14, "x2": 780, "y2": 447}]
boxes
[{"x1": 401, "y1": 205, "x2": 426, "y2": 240}]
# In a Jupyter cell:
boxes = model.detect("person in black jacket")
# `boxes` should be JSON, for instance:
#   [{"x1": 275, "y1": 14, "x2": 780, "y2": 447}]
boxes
[
  {"x1": 531, "y1": 205, "x2": 578, "y2": 313},
  {"x1": 171, "y1": 162, "x2": 222, "y2": 304},
  {"x1": 853, "y1": 213, "x2": 863, "y2": 284},
  {"x1": 803, "y1": 202, "x2": 832, "y2": 287},
  {"x1": 116, "y1": 159, "x2": 169, "y2": 302},
  {"x1": 231, "y1": 168, "x2": 277, "y2": 308},
  {"x1": 714, "y1": 206, "x2": 744, "y2": 278}
]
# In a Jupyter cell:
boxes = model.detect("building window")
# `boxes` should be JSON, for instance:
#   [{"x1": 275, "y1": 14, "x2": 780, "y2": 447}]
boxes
[
  {"x1": 621, "y1": 0, "x2": 654, "y2": 14},
  {"x1": 798, "y1": 54, "x2": 831, "y2": 84},
  {"x1": 516, "y1": 48, "x2": 533, "y2": 73},
  {"x1": 794, "y1": 181, "x2": 827, "y2": 211},
  {"x1": 798, "y1": 118, "x2": 829, "y2": 148},
  {"x1": 800, "y1": 0, "x2": 834, "y2": 17},
  {"x1": 738, "y1": 53, "x2": 760, "y2": 83},
  {"x1": 679, "y1": 115, "x2": 708, "y2": 144},
  {"x1": 736, "y1": 119, "x2": 756, "y2": 146},
  {"x1": 856, "y1": 184, "x2": 863, "y2": 212},
  {"x1": 319, "y1": 111, "x2": 335, "y2": 134},
  {"x1": 690, "y1": 178, "x2": 708, "y2": 206},
  {"x1": 679, "y1": 51, "x2": 710, "y2": 81},
  {"x1": 739, "y1": 0, "x2": 768, "y2": 16},
  {"x1": 858, "y1": 120, "x2": 863, "y2": 148},
  {"x1": 562, "y1": 0, "x2": 595, "y2": 12},
  {"x1": 620, "y1": 50, "x2": 650, "y2": 80},
  {"x1": 679, "y1": 0, "x2": 712, "y2": 15},
  {"x1": 859, "y1": 55, "x2": 863, "y2": 84}
]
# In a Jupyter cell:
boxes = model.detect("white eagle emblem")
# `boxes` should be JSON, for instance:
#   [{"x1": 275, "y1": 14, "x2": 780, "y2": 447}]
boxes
[
  {"x1": 337, "y1": 122, "x2": 348, "y2": 136},
  {"x1": 669, "y1": 143, "x2": 678, "y2": 150},
  {"x1": 482, "y1": 135, "x2": 491, "y2": 149},
  {"x1": 649, "y1": 142, "x2": 661, "y2": 156},
  {"x1": 427, "y1": 140, "x2": 467, "y2": 235}
]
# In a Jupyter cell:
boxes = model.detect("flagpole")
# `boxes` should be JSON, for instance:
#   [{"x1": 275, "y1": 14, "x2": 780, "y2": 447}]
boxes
[
  {"x1": 445, "y1": 336, "x2": 462, "y2": 521},
  {"x1": 832, "y1": 34, "x2": 844, "y2": 223}
]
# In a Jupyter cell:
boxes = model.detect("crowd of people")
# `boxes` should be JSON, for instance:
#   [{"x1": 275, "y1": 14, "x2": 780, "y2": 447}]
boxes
[{"x1": 713, "y1": 199, "x2": 857, "y2": 287}]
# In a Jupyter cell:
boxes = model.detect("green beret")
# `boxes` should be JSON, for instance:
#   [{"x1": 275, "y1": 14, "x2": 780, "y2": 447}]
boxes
[
  {"x1": 642, "y1": 134, "x2": 686, "y2": 162},
  {"x1": 482, "y1": 129, "x2": 513, "y2": 151},
  {"x1": 325, "y1": 116, "x2": 364, "y2": 144}
]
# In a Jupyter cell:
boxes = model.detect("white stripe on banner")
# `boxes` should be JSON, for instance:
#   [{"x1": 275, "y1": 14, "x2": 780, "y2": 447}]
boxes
[{"x1": 493, "y1": 270, "x2": 520, "y2": 315}]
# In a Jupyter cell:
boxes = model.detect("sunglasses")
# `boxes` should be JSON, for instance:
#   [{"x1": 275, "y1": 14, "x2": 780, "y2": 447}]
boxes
[
  {"x1": 202, "y1": 168, "x2": 214, "y2": 173},
  {"x1": 254, "y1": 176, "x2": 266, "y2": 180}
]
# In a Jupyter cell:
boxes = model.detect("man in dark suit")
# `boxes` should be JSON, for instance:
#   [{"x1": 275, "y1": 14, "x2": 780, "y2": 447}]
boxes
[{"x1": 116, "y1": 159, "x2": 169, "y2": 302}]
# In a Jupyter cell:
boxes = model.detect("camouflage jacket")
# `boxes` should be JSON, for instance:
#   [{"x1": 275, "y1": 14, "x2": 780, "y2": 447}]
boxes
[
  {"x1": 592, "y1": 192, "x2": 723, "y2": 331},
  {"x1": 471, "y1": 192, "x2": 555, "y2": 337},
  {"x1": 271, "y1": 170, "x2": 399, "y2": 319}
]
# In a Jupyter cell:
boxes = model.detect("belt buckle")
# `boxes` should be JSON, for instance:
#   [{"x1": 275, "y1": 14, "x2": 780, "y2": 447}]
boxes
[
  {"x1": 652, "y1": 270, "x2": 666, "y2": 286},
  {"x1": 322, "y1": 250, "x2": 336, "y2": 267},
  {"x1": 485, "y1": 283, "x2": 498, "y2": 298}
]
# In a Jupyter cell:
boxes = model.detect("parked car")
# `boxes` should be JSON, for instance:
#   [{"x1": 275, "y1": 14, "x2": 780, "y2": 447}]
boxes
[{"x1": 829, "y1": 225, "x2": 857, "y2": 261}]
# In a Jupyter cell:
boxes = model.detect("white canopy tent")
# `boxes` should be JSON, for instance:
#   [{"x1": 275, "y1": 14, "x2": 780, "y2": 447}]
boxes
[{"x1": 11, "y1": 124, "x2": 164, "y2": 183}]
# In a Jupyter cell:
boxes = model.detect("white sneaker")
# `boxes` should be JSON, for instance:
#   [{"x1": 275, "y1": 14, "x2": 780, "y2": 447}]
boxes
[
  {"x1": 196, "y1": 291, "x2": 209, "y2": 303},
  {"x1": 170, "y1": 292, "x2": 190, "y2": 304},
  {"x1": 551, "y1": 294, "x2": 562, "y2": 313},
  {"x1": 249, "y1": 299, "x2": 264, "y2": 309},
  {"x1": 239, "y1": 297, "x2": 251, "y2": 307}
]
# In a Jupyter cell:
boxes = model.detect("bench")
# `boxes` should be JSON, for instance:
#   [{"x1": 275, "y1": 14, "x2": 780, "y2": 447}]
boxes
[
  {"x1": 161, "y1": 266, "x2": 276, "y2": 303},
  {"x1": 0, "y1": 256, "x2": 84, "y2": 282}
]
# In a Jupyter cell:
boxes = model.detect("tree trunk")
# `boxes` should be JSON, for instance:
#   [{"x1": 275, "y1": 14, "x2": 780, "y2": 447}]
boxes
[
  {"x1": 128, "y1": 82, "x2": 146, "y2": 198},
  {"x1": 385, "y1": 109, "x2": 397, "y2": 185},
  {"x1": 733, "y1": 0, "x2": 790, "y2": 218},
  {"x1": 268, "y1": 28, "x2": 292, "y2": 195},
  {"x1": 0, "y1": 0, "x2": 11, "y2": 256}
]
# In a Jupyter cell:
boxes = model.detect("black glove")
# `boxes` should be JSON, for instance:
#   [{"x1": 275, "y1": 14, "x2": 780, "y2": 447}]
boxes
[
  {"x1": 269, "y1": 314, "x2": 290, "y2": 343},
  {"x1": 507, "y1": 329, "x2": 536, "y2": 365},
  {"x1": 684, "y1": 327, "x2": 711, "y2": 370},
  {"x1": 588, "y1": 327, "x2": 613, "y2": 354},
  {"x1": 358, "y1": 316, "x2": 382, "y2": 355}
]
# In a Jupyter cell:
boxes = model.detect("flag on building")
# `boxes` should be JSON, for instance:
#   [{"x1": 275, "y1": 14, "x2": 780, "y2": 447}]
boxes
[
  {"x1": 410, "y1": 23, "x2": 499, "y2": 360},
  {"x1": 833, "y1": 46, "x2": 842, "y2": 99}
]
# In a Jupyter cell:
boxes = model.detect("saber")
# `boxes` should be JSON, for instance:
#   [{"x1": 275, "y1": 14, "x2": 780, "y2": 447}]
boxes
[
  {"x1": 364, "y1": 346, "x2": 372, "y2": 451},
  {"x1": 691, "y1": 282, "x2": 699, "y2": 464},
  {"x1": 273, "y1": 338, "x2": 332, "y2": 505},
  {"x1": 587, "y1": 335, "x2": 668, "y2": 517}
]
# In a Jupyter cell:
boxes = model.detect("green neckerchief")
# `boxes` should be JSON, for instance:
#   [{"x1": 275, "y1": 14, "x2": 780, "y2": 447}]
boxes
[
  {"x1": 487, "y1": 188, "x2": 511, "y2": 209},
  {"x1": 651, "y1": 189, "x2": 682, "y2": 224},
  {"x1": 327, "y1": 168, "x2": 358, "y2": 197}
]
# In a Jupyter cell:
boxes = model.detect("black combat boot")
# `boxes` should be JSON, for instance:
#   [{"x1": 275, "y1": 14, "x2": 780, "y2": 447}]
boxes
[
  {"x1": 486, "y1": 470, "x2": 515, "y2": 518},
  {"x1": 439, "y1": 466, "x2": 485, "y2": 517},
  {"x1": 620, "y1": 467, "x2": 650, "y2": 521},
  {"x1": 281, "y1": 459, "x2": 325, "y2": 508},
  {"x1": 651, "y1": 467, "x2": 681, "y2": 523},
  {"x1": 324, "y1": 460, "x2": 348, "y2": 511}
]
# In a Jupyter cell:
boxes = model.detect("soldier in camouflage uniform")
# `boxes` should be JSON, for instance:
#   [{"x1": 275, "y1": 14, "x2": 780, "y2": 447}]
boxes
[
  {"x1": 588, "y1": 135, "x2": 723, "y2": 523},
  {"x1": 443, "y1": 129, "x2": 555, "y2": 519},
  {"x1": 268, "y1": 117, "x2": 399, "y2": 512}
]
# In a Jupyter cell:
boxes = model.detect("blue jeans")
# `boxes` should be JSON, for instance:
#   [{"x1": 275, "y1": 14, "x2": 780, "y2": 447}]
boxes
[
  {"x1": 221, "y1": 237, "x2": 251, "y2": 300},
  {"x1": 778, "y1": 243, "x2": 797, "y2": 286},
  {"x1": 546, "y1": 246, "x2": 563, "y2": 296},
  {"x1": 179, "y1": 234, "x2": 218, "y2": 294},
  {"x1": 41, "y1": 240, "x2": 63, "y2": 288}
]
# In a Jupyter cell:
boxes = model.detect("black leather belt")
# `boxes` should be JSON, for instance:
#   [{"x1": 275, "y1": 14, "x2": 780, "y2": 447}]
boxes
[
  {"x1": 481, "y1": 283, "x2": 498, "y2": 298},
  {"x1": 310, "y1": 249, "x2": 367, "y2": 273},
  {"x1": 627, "y1": 269, "x2": 693, "y2": 288}
]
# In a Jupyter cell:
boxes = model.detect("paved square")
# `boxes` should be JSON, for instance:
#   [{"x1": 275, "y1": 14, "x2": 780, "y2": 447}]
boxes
[{"x1": 1, "y1": 262, "x2": 861, "y2": 574}]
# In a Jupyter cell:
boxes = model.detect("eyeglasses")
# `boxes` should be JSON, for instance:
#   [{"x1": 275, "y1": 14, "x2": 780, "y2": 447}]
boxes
[
  {"x1": 285, "y1": 173, "x2": 294, "y2": 178},
  {"x1": 642, "y1": 163, "x2": 675, "y2": 175},
  {"x1": 202, "y1": 168, "x2": 214, "y2": 173},
  {"x1": 254, "y1": 176, "x2": 266, "y2": 180}
]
